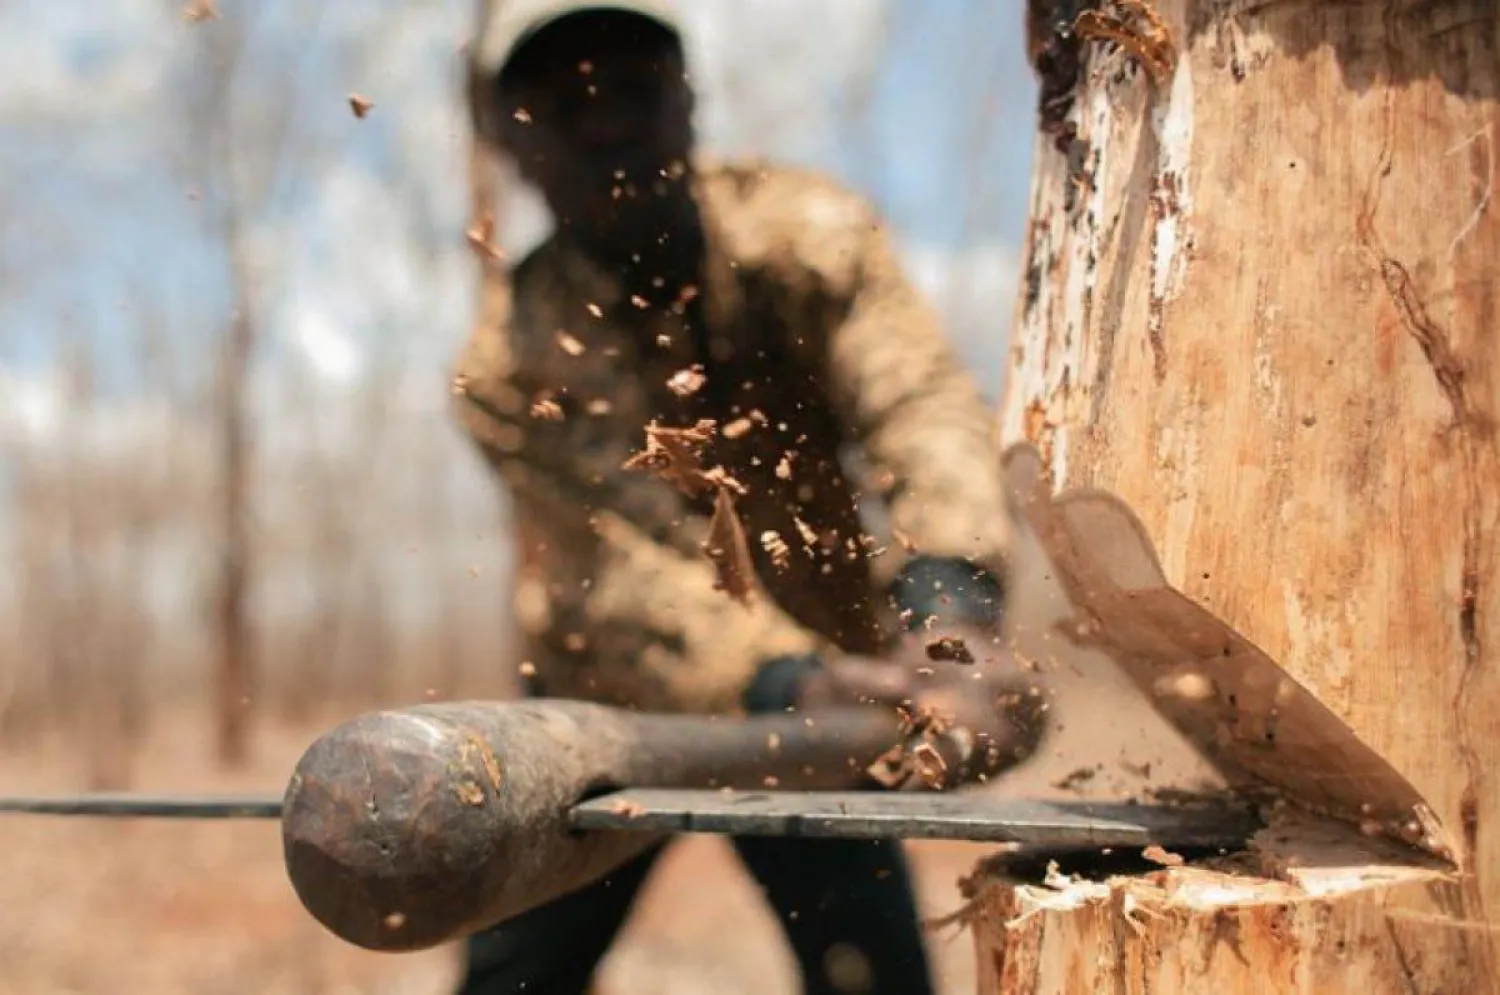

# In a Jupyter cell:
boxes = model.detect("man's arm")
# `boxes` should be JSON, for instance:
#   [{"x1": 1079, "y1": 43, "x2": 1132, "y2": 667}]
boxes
[
  {"x1": 452, "y1": 263, "x2": 863, "y2": 715},
  {"x1": 735, "y1": 168, "x2": 1017, "y2": 631}
]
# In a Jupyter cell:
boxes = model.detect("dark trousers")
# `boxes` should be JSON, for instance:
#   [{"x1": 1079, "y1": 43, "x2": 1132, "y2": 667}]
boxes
[{"x1": 456, "y1": 834, "x2": 935, "y2": 994}]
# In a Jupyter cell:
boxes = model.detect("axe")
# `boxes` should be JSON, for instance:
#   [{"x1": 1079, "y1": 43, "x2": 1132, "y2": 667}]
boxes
[{"x1": 0, "y1": 445, "x2": 1450, "y2": 957}]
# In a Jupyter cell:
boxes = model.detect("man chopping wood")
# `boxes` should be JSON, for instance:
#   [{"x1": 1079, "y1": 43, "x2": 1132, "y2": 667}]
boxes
[{"x1": 451, "y1": 1, "x2": 1036, "y2": 991}]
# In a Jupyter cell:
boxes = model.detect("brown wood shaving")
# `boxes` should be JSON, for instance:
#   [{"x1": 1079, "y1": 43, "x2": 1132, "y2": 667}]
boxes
[
  {"x1": 624, "y1": 420, "x2": 755, "y2": 603},
  {"x1": 775, "y1": 451, "x2": 797, "y2": 480},
  {"x1": 722, "y1": 416, "x2": 755, "y2": 439},
  {"x1": 1142, "y1": 844, "x2": 1185, "y2": 867},
  {"x1": 465, "y1": 214, "x2": 505, "y2": 263},
  {"x1": 1074, "y1": 0, "x2": 1178, "y2": 85},
  {"x1": 1052, "y1": 766, "x2": 1098, "y2": 791},
  {"x1": 348, "y1": 93, "x2": 374, "y2": 118},
  {"x1": 530, "y1": 396, "x2": 563, "y2": 420},
  {"x1": 667, "y1": 365, "x2": 706, "y2": 397},
  {"x1": 704, "y1": 486, "x2": 756, "y2": 603},
  {"x1": 925, "y1": 636, "x2": 975, "y2": 665},
  {"x1": 622, "y1": 419, "x2": 720, "y2": 495},
  {"x1": 866, "y1": 703, "x2": 956, "y2": 789},
  {"x1": 793, "y1": 516, "x2": 820, "y2": 553}
]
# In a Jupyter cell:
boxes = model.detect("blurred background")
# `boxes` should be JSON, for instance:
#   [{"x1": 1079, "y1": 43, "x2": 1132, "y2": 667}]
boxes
[{"x1": 0, "y1": 1, "x2": 1037, "y2": 991}]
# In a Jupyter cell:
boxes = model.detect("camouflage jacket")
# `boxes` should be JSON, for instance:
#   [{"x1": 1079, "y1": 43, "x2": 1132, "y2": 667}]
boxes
[{"x1": 451, "y1": 157, "x2": 1015, "y2": 715}]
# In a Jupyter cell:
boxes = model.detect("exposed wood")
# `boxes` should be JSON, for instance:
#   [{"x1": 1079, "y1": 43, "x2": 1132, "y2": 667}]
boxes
[
  {"x1": 974, "y1": 0, "x2": 1500, "y2": 989},
  {"x1": 967, "y1": 816, "x2": 1476, "y2": 994}
]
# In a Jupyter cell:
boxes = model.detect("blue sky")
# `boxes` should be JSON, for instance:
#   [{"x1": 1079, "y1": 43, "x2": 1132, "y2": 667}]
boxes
[
  {"x1": 0, "y1": 0, "x2": 1041, "y2": 630},
  {"x1": 0, "y1": 0, "x2": 1037, "y2": 404}
]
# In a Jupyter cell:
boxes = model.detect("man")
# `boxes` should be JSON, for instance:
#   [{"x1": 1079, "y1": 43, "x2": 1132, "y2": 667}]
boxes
[{"x1": 451, "y1": 2, "x2": 1032, "y2": 991}]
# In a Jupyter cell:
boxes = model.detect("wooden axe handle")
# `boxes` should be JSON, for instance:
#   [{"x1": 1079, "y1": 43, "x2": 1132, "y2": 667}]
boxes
[{"x1": 282, "y1": 699, "x2": 948, "y2": 952}]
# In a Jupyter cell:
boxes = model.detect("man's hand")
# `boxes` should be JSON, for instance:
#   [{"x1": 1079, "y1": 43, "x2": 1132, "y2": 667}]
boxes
[{"x1": 799, "y1": 624, "x2": 1048, "y2": 750}]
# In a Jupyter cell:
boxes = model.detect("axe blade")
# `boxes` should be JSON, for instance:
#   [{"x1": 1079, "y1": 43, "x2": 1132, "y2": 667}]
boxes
[{"x1": 571, "y1": 787, "x2": 1261, "y2": 851}]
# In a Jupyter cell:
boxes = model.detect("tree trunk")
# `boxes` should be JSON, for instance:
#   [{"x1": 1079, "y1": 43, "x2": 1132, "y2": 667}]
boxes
[
  {"x1": 972, "y1": 0, "x2": 1500, "y2": 991},
  {"x1": 215, "y1": 303, "x2": 255, "y2": 766}
]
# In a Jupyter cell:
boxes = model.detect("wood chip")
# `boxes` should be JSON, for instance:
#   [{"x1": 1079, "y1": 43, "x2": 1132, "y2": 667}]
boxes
[
  {"x1": 775, "y1": 451, "x2": 797, "y2": 480},
  {"x1": 1052, "y1": 766, "x2": 1098, "y2": 791},
  {"x1": 555, "y1": 331, "x2": 586, "y2": 356},
  {"x1": 465, "y1": 214, "x2": 505, "y2": 263},
  {"x1": 667, "y1": 365, "x2": 706, "y2": 397},
  {"x1": 792, "y1": 516, "x2": 820, "y2": 553},
  {"x1": 624, "y1": 420, "x2": 754, "y2": 603},
  {"x1": 926, "y1": 636, "x2": 975, "y2": 665},
  {"x1": 530, "y1": 396, "x2": 563, "y2": 420},
  {"x1": 1142, "y1": 844, "x2": 1185, "y2": 867},
  {"x1": 723, "y1": 416, "x2": 755, "y2": 439},
  {"x1": 761, "y1": 530, "x2": 791, "y2": 570},
  {"x1": 348, "y1": 93, "x2": 374, "y2": 118},
  {"x1": 704, "y1": 486, "x2": 756, "y2": 603}
]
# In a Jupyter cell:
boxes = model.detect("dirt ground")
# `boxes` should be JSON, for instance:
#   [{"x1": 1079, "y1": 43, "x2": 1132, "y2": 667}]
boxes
[{"x1": 0, "y1": 709, "x2": 994, "y2": 995}]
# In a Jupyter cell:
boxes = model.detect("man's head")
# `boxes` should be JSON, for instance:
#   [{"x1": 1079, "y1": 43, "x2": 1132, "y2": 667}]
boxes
[{"x1": 469, "y1": 1, "x2": 697, "y2": 255}]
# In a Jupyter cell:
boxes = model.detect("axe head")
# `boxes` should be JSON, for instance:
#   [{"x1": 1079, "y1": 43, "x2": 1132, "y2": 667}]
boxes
[{"x1": 989, "y1": 442, "x2": 1451, "y2": 861}]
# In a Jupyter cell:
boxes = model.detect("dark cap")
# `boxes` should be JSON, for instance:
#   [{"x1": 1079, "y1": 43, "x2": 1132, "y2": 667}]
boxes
[{"x1": 472, "y1": 0, "x2": 683, "y2": 76}]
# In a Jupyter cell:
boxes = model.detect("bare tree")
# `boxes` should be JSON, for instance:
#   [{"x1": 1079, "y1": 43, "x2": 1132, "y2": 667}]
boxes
[{"x1": 173, "y1": 4, "x2": 329, "y2": 765}]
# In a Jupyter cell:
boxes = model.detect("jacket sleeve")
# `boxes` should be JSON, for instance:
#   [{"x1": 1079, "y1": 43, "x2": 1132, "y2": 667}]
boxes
[
  {"x1": 451, "y1": 262, "x2": 841, "y2": 715},
  {"x1": 742, "y1": 170, "x2": 1018, "y2": 628}
]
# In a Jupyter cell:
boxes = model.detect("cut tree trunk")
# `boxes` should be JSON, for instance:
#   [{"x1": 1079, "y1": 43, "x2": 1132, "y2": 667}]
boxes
[{"x1": 973, "y1": 0, "x2": 1500, "y2": 991}]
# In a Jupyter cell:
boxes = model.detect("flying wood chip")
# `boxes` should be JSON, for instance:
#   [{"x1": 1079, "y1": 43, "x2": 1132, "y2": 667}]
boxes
[
  {"x1": 622, "y1": 420, "x2": 720, "y2": 496},
  {"x1": 704, "y1": 486, "x2": 756, "y2": 604},
  {"x1": 624, "y1": 420, "x2": 755, "y2": 603}
]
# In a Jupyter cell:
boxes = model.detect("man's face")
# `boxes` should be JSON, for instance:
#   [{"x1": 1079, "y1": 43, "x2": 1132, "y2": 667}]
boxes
[{"x1": 489, "y1": 13, "x2": 696, "y2": 249}]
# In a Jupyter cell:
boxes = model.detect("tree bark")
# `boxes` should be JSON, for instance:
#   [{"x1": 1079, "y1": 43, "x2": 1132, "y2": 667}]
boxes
[{"x1": 972, "y1": 0, "x2": 1500, "y2": 990}]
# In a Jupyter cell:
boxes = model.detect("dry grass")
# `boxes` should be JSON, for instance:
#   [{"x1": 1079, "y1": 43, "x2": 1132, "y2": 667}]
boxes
[{"x1": 0, "y1": 706, "x2": 990, "y2": 995}]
